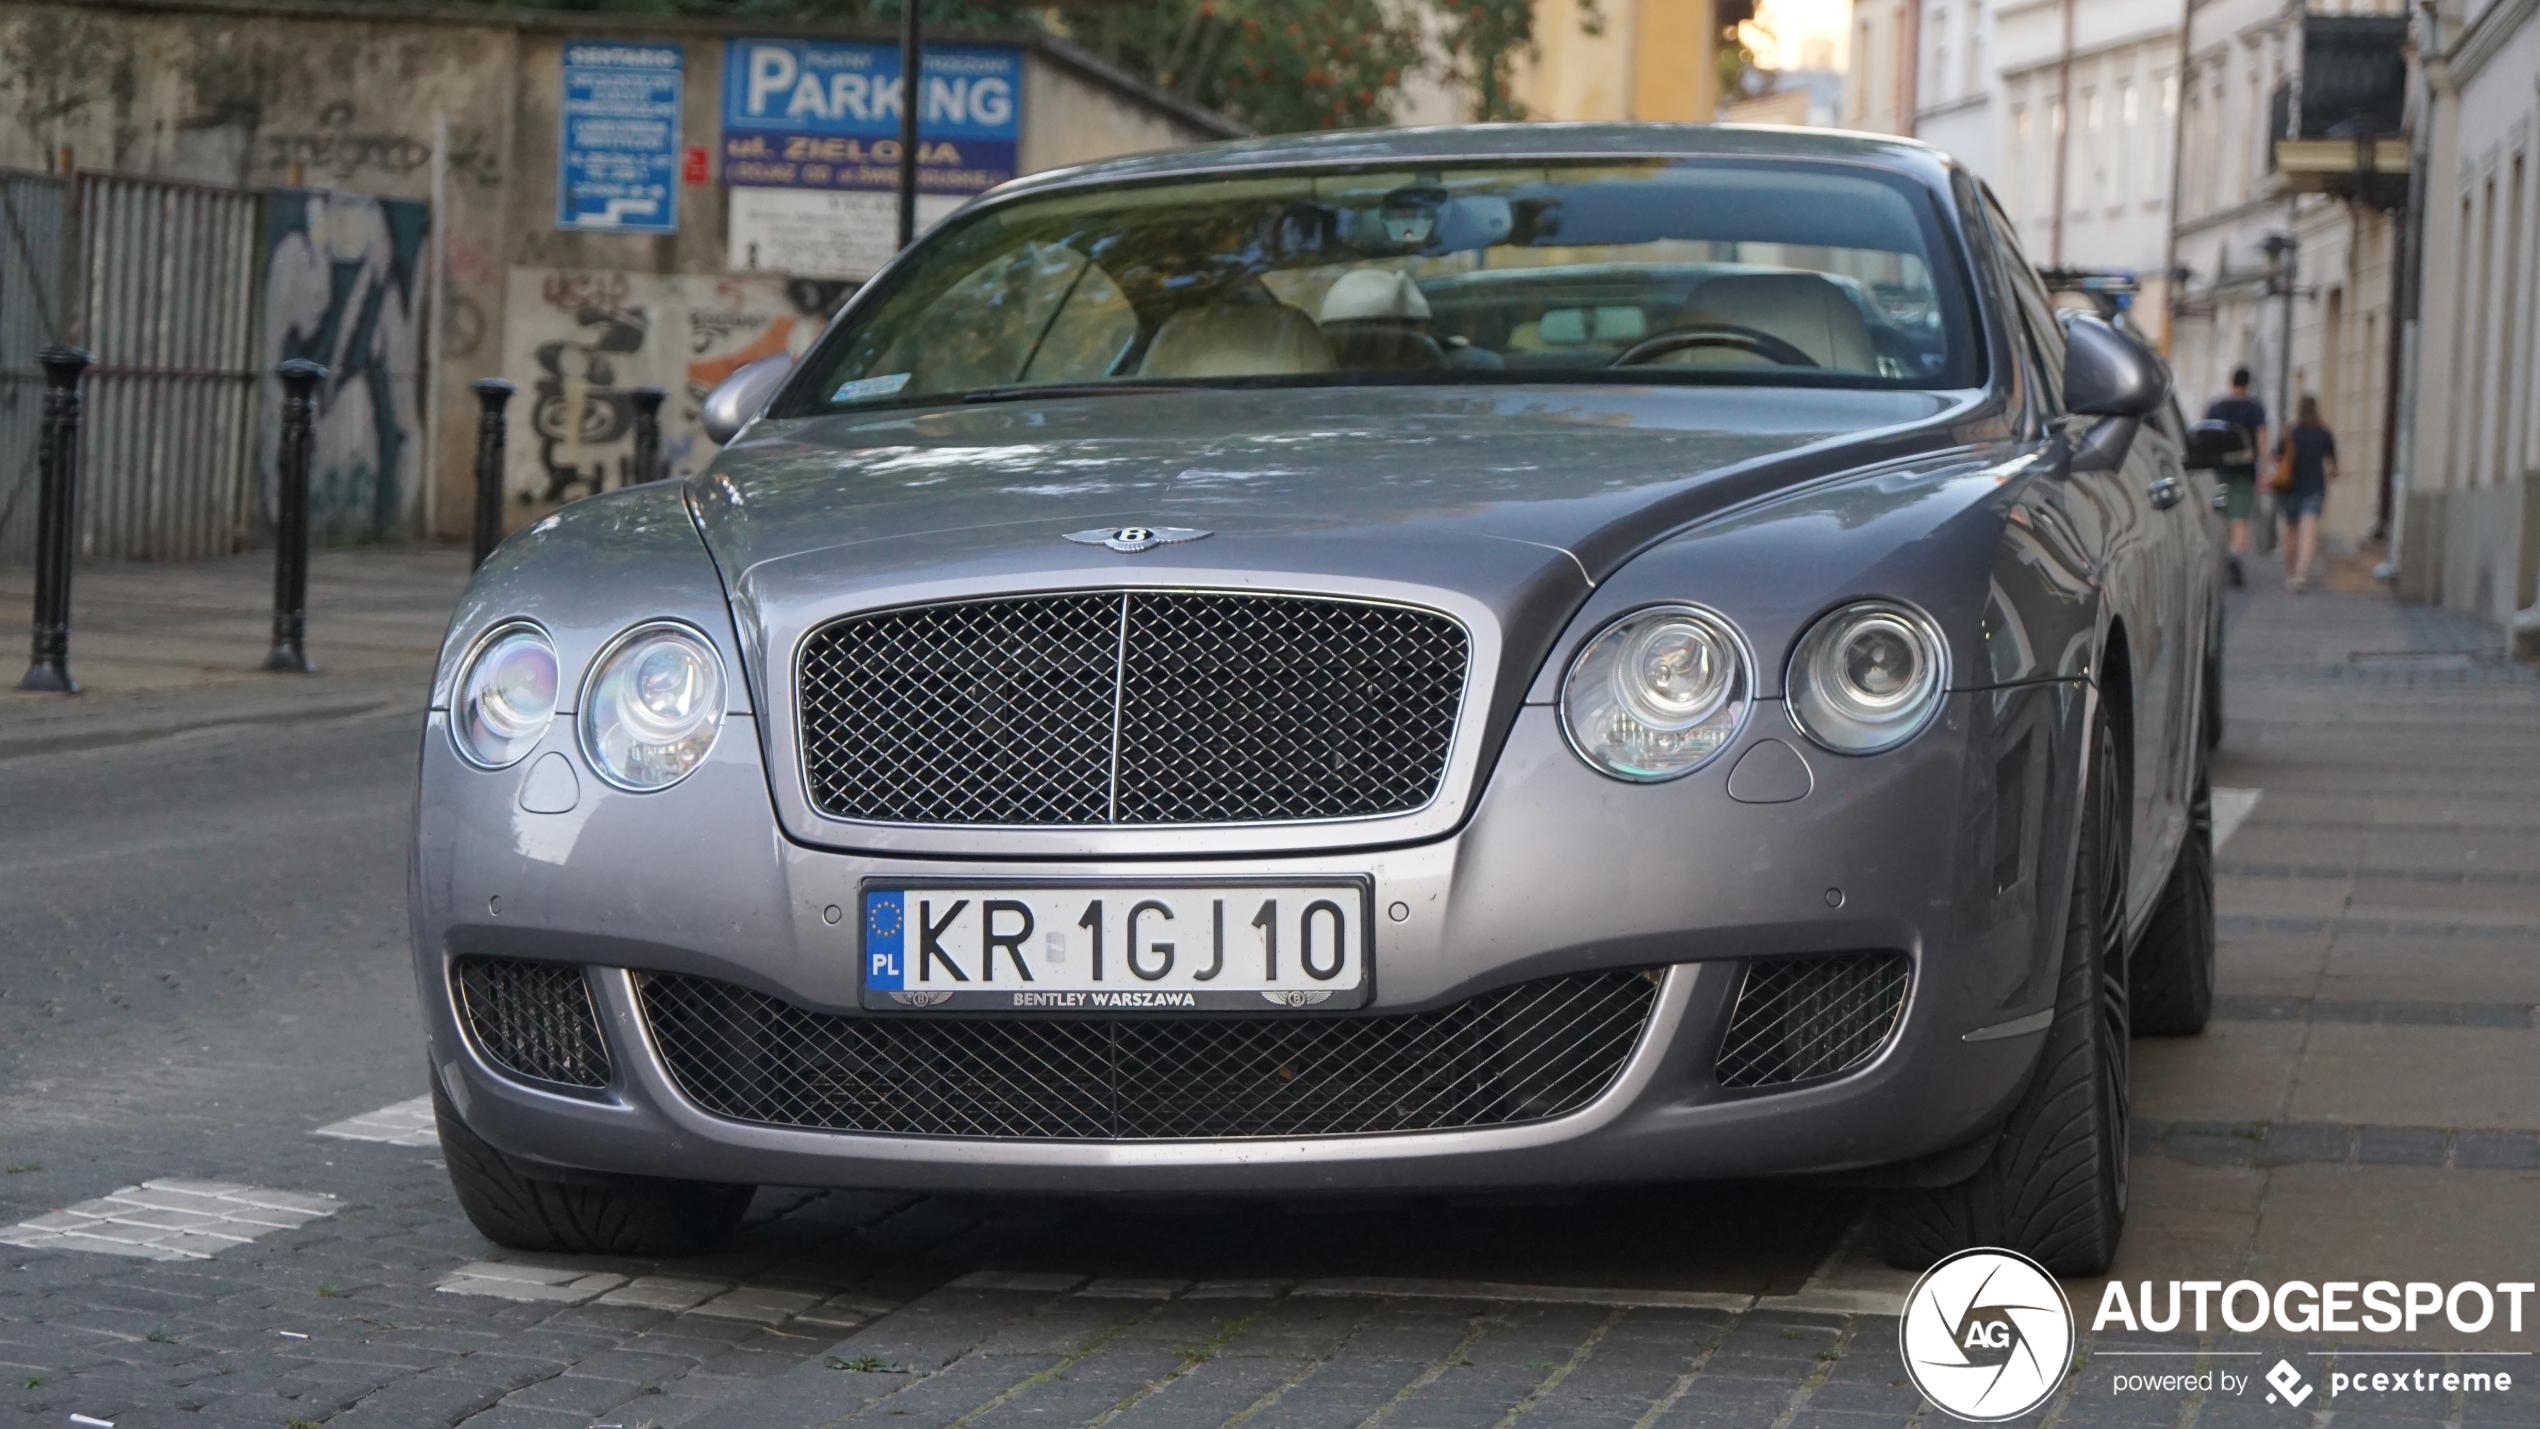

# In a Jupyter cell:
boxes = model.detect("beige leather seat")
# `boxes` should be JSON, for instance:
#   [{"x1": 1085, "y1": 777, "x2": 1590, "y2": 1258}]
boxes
[
  {"x1": 1673, "y1": 273, "x2": 1879, "y2": 372},
  {"x1": 1139, "y1": 302, "x2": 1335, "y2": 378},
  {"x1": 1316, "y1": 270, "x2": 1445, "y2": 371}
]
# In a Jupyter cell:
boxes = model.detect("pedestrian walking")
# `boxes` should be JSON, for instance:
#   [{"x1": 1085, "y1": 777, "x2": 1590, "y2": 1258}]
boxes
[
  {"x1": 2203, "y1": 367, "x2": 2267, "y2": 587},
  {"x1": 2273, "y1": 394, "x2": 2337, "y2": 592}
]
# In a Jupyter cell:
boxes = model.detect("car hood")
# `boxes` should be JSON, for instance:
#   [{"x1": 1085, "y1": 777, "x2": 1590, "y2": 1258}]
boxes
[{"x1": 695, "y1": 384, "x2": 1969, "y2": 593}]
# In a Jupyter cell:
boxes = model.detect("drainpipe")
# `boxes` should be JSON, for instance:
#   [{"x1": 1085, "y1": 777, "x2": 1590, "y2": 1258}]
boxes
[
  {"x1": 1899, "y1": 0, "x2": 1924, "y2": 136},
  {"x1": 2051, "y1": 0, "x2": 2076, "y2": 263},
  {"x1": 2382, "y1": 0, "x2": 2441, "y2": 572},
  {"x1": 2160, "y1": 0, "x2": 2199, "y2": 354}
]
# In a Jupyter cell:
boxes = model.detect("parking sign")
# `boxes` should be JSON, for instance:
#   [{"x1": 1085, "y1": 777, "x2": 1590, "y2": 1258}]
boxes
[{"x1": 559, "y1": 41, "x2": 683, "y2": 233}]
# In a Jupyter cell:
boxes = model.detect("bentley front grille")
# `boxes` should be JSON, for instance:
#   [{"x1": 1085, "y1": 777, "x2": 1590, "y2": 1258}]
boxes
[
  {"x1": 637, "y1": 969, "x2": 1660, "y2": 1140},
  {"x1": 1714, "y1": 952, "x2": 1912, "y2": 1090},
  {"x1": 453, "y1": 957, "x2": 612, "y2": 1090},
  {"x1": 796, "y1": 592, "x2": 1470, "y2": 826}
]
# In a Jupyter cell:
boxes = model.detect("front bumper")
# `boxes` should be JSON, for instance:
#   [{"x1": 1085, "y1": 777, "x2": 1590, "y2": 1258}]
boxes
[{"x1": 413, "y1": 681, "x2": 2087, "y2": 1194}]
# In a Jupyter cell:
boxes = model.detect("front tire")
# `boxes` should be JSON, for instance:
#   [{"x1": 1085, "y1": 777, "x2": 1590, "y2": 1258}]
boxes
[
  {"x1": 2131, "y1": 763, "x2": 2216, "y2": 1035},
  {"x1": 1876, "y1": 713, "x2": 2131, "y2": 1275},
  {"x1": 433, "y1": 1078, "x2": 753, "y2": 1256}
]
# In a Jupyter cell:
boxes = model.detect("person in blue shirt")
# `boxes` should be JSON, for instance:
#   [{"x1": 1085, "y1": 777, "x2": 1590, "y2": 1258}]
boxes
[
  {"x1": 2275, "y1": 394, "x2": 2338, "y2": 593},
  {"x1": 2203, "y1": 367, "x2": 2267, "y2": 587}
]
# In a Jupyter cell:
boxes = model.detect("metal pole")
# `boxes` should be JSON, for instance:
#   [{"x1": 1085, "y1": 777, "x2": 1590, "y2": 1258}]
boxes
[
  {"x1": 629, "y1": 385, "x2": 666, "y2": 484},
  {"x1": 19, "y1": 346, "x2": 94, "y2": 693},
  {"x1": 264, "y1": 359, "x2": 326, "y2": 674},
  {"x1": 471, "y1": 378, "x2": 516, "y2": 569},
  {"x1": 898, "y1": 0, "x2": 923, "y2": 249}
]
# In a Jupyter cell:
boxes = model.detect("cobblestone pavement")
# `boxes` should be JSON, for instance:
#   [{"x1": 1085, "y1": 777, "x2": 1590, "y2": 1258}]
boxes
[{"x1": 1, "y1": 561, "x2": 2537, "y2": 1428}]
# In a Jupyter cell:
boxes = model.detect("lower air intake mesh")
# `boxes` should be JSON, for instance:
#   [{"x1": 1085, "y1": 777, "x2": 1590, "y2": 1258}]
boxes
[
  {"x1": 453, "y1": 957, "x2": 611, "y2": 1089},
  {"x1": 1715, "y1": 952, "x2": 1912, "y2": 1089},
  {"x1": 637, "y1": 970, "x2": 1661, "y2": 1140}
]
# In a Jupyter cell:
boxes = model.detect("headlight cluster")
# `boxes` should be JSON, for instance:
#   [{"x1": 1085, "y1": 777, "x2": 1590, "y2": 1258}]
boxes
[
  {"x1": 450, "y1": 619, "x2": 726, "y2": 791},
  {"x1": 1560, "y1": 598, "x2": 1947, "y2": 779},
  {"x1": 1560, "y1": 605, "x2": 1751, "y2": 780},
  {"x1": 452, "y1": 624, "x2": 558, "y2": 769},
  {"x1": 1785, "y1": 601, "x2": 1949, "y2": 753}
]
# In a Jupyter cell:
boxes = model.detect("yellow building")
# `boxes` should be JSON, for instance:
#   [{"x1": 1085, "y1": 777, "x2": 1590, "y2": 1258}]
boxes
[{"x1": 1509, "y1": 0, "x2": 1722, "y2": 121}]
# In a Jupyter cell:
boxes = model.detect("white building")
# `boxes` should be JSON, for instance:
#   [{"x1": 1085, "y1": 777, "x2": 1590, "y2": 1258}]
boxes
[
  {"x1": 2168, "y1": 6, "x2": 2408, "y2": 559},
  {"x1": 1843, "y1": 0, "x2": 2184, "y2": 343},
  {"x1": 2399, "y1": 0, "x2": 2540, "y2": 625}
]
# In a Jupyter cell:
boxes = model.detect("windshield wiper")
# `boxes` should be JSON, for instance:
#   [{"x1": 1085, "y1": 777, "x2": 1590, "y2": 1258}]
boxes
[{"x1": 960, "y1": 383, "x2": 1195, "y2": 405}]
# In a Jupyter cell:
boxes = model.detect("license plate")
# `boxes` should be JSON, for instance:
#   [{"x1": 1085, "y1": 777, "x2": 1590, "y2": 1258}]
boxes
[{"x1": 858, "y1": 881, "x2": 1372, "y2": 1012}]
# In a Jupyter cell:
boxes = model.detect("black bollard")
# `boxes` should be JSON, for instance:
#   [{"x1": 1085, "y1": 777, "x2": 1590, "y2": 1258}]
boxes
[
  {"x1": 470, "y1": 379, "x2": 516, "y2": 570},
  {"x1": 18, "y1": 346, "x2": 95, "y2": 693},
  {"x1": 628, "y1": 385, "x2": 666, "y2": 485},
  {"x1": 264, "y1": 359, "x2": 327, "y2": 674}
]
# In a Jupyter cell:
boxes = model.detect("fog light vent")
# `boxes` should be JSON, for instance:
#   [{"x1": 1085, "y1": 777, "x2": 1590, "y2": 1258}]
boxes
[
  {"x1": 1716, "y1": 952, "x2": 1911, "y2": 1089},
  {"x1": 454, "y1": 957, "x2": 611, "y2": 1089}
]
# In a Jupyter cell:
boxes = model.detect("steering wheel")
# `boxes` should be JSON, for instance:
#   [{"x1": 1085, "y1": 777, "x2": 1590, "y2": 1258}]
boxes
[{"x1": 1610, "y1": 323, "x2": 1819, "y2": 369}]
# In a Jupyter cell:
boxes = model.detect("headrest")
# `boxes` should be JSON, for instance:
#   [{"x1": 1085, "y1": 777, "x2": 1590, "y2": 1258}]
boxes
[
  {"x1": 1679, "y1": 272, "x2": 1877, "y2": 371},
  {"x1": 1139, "y1": 302, "x2": 1336, "y2": 378},
  {"x1": 1318, "y1": 269, "x2": 1432, "y2": 324}
]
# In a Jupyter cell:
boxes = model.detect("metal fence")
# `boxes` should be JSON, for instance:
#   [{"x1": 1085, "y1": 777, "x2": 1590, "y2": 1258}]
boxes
[
  {"x1": 76, "y1": 173, "x2": 265, "y2": 562},
  {"x1": 0, "y1": 170, "x2": 66, "y2": 567},
  {"x1": 0, "y1": 167, "x2": 422, "y2": 566}
]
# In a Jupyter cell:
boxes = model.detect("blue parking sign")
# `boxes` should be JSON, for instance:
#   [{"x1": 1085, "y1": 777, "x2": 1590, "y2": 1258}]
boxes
[{"x1": 559, "y1": 41, "x2": 683, "y2": 233}]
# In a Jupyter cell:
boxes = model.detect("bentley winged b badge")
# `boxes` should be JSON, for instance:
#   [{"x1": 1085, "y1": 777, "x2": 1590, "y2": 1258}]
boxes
[{"x1": 1063, "y1": 525, "x2": 1211, "y2": 554}]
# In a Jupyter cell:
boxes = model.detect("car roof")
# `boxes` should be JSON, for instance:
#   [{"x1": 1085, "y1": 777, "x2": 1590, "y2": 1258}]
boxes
[{"x1": 984, "y1": 122, "x2": 1961, "y2": 204}]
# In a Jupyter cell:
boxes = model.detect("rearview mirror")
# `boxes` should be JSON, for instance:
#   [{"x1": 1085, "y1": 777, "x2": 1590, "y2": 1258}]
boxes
[{"x1": 701, "y1": 355, "x2": 794, "y2": 445}]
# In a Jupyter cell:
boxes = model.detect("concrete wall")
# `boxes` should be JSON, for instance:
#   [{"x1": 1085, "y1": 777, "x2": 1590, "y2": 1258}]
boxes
[{"x1": 0, "y1": 0, "x2": 1238, "y2": 541}]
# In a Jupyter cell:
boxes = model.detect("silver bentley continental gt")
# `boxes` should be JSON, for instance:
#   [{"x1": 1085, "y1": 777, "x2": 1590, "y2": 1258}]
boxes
[{"x1": 415, "y1": 124, "x2": 2231, "y2": 1275}]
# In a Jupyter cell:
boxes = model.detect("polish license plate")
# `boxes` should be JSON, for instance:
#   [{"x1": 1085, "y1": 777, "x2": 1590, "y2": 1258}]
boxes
[{"x1": 858, "y1": 881, "x2": 1372, "y2": 1012}]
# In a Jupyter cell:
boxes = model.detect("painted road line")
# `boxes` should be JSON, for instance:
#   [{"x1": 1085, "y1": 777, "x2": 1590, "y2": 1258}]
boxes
[
  {"x1": 0, "y1": 1180, "x2": 337, "y2": 1261},
  {"x1": 313, "y1": 1095, "x2": 437, "y2": 1147},
  {"x1": 1294, "y1": 1276, "x2": 1757, "y2": 1311},
  {"x1": 436, "y1": 1259, "x2": 896, "y2": 1329},
  {"x1": 2214, "y1": 786, "x2": 2263, "y2": 851}
]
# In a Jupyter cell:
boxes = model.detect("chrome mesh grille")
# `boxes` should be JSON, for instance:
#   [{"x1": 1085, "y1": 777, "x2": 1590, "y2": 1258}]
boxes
[
  {"x1": 797, "y1": 592, "x2": 1470, "y2": 826},
  {"x1": 1715, "y1": 953, "x2": 1911, "y2": 1090},
  {"x1": 637, "y1": 969, "x2": 1659, "y2": 1140},
  {"x1": 453, "y1": 957, "x2": 611, "y2": 1089}
]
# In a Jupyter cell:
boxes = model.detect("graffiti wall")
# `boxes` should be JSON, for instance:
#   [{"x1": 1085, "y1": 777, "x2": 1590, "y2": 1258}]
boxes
[
  {"x1": 260, "y1": 188, "x2": 430, "y2": 542},
  {"x1": 498, "y1": 267, "x2": 842, "y2": 518}
]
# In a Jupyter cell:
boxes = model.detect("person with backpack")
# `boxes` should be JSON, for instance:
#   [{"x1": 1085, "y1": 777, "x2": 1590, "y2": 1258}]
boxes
[
  {"x1": 2273, "y1": 394, "x2": 2338, "y2": 592},
  {"x1": 2203, "y1": 368, "x2": 2268, "y2": 587}
]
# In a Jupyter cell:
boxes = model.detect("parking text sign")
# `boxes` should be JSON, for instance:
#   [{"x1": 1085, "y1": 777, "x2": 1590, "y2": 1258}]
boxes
[{"x1": 719, "y1": 38, "x2": 1021, "y2": 196}]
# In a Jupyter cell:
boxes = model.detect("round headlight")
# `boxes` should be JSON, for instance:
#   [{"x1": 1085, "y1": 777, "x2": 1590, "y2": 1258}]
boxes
[
  {"x1": 452, "y1": 623, "x2": 557, "y2": 769},
  {"x1": 1561, "y1": 605, "x2": 1751, "y2": 780},
  {"x1": 579, "y1": 624, "x2": 727, "y2": 791},
  {"x1": 1787, "y1": 600, "x2": 1948, "y2": 754}
]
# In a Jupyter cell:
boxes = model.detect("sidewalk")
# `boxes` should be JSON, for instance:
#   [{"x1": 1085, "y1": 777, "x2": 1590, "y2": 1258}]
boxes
[{"x1": 0, "y1": 547, "x2": 471, "y2": 759}]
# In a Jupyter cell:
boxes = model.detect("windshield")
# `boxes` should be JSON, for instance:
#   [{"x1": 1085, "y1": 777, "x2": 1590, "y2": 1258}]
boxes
[{"x1": 780, "y1": 159, "x2": 1983, "y2": 416}]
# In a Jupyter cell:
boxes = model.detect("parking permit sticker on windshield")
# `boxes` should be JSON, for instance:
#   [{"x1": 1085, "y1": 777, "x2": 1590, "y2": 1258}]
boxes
[{"x1": 832, "y1": 372, "x2": 912, "y2": 402}]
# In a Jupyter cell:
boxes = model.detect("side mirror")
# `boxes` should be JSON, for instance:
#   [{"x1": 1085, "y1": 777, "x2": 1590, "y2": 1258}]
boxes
[
  {"x1": 2181, "y1": 419, "x2": 2243, "y2": 471},
  {"x1": 2061, "y1": 313, "x2": 2168, "y2": 417},
  {"x1": 701, "y1": 354, "x2": 794, "y2": 445},
  {"x1": 2059, "y1": 314, "x2": 2168, "y2": 471}
]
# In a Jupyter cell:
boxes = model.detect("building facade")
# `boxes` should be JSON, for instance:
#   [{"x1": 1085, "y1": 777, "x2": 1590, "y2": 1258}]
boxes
[
  {"x1": 2168, "y1": 3, "x2": 2408, "y2": 562},
  {"x1": 1841, "y1": 0, "x2": 2183, "y2": 344},
  {"x1": 2398, "y1": 0, "x2": 2540, "y2": 626}
]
